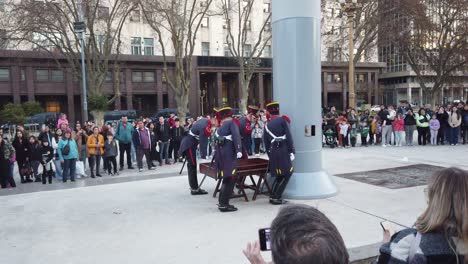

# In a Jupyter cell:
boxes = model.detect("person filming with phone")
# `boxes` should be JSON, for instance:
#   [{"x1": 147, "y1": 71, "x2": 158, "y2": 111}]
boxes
[
  {"x1": 243, "y1": 204, "x2": 349, "y2": 264},
  {"x1": 375, "y1": 167, "x2": 467, "y2": 264}
]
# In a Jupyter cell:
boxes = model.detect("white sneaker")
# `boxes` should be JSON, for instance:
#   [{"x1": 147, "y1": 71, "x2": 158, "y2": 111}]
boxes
[
  {"x1": 382, "y1": 144, "x2": 387, "y2": 147},
  {"x1": 139, "y1": 168, "x2": 143, "y2": 172},
  {"x1": 255, "y1": 154, "x2": 260, "y2": 157}
]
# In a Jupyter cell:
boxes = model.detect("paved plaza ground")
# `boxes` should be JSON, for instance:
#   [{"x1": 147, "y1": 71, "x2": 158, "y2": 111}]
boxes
[{"x1": 0, "y1": 144, "x2": 466, "y2": 264}]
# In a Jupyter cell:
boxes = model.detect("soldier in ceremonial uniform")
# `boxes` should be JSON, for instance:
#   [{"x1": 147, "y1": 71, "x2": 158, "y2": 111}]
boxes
[
  {"x1": 214, "y1": 107, "x2": 242, "y2": 212},
  {"x1": 178, "y1": 117, "x2": 212, "y2": 195},
  {"x1": 263, "y1": 102, "x2": 295, "y2": 205}
]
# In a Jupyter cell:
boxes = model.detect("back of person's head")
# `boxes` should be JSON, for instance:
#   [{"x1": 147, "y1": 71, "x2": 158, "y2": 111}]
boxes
[
  {"x1": 270, "y1": 204, "x2": 349, "y2": 264},
  {"x1": 416, "y1": 167, "x2": 468, "y2": 255}
]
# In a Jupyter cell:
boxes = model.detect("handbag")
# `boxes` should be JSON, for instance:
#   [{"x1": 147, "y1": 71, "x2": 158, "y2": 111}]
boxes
[{"x1": 62, "y1": 140, "x2": 71, "y2": 155}]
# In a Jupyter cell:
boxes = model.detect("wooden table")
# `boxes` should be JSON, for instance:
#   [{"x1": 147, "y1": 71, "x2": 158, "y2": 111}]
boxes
[{"x1": 199, "y1": 158, "x2": 271, "y2": 201}]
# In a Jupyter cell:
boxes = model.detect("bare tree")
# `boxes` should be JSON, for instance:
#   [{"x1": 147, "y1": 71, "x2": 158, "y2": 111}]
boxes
[
  {"x1": 386, "y1": 0, "x2": 468, "y2": 104},
  {"x1": 2, "y1": 0, "x2": 135, "y2": 120},
  {"x1": 321, "y1": 0, "x2": 379, "y2": 65},
  {"x1": 140, "y1": 0, "x2": 213, "y2": 122},
  {"x1": 221, "y1": 0, "x2": 271, "y2": 114}
]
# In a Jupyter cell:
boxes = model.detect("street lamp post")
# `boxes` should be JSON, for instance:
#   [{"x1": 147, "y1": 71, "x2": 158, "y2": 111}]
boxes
[
  {"x1": 339, "y1": 0, "x2": 360, "y2": 109},
  {"x1": 74, "y1": 21, "x2": 88, "y2": 123}
]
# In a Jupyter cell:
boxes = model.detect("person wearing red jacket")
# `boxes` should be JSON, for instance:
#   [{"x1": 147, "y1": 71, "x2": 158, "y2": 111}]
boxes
[{"x1": 393, "y1": 113, "x2": 405, "y2": 147}]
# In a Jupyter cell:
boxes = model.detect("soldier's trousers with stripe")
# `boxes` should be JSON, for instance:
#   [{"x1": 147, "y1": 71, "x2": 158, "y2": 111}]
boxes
[{"x1": 268, "y1": 141, "x2": 294, "y2": 200}]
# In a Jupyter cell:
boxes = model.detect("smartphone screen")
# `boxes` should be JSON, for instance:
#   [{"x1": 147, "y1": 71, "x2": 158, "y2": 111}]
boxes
[{"x1": 259, "y1": 228, "x2": 271, "y2": 251}]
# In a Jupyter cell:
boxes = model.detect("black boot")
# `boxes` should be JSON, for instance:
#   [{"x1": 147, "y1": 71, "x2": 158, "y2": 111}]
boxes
[
  {"x1": 20, "y1": 175, "x2": 26, "y2": 184},
  {"x1": 191, "y1": 188, "x2": 208, "y2": 195},
  {"x1": 218, "y1": 204, "x2": 238, "y2": 212}
]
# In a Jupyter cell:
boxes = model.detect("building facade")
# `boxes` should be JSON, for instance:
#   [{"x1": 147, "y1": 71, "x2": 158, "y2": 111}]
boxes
[{"x1": 0, "y1": 0, "x2": 386, "y2": 124}]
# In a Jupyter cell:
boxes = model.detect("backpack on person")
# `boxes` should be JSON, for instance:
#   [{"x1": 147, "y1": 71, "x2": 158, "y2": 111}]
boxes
[{"x1": 62, "y1": 140, "x2": 70, "y2": 155}]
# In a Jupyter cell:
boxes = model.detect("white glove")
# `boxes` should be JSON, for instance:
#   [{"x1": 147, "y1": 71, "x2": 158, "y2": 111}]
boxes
[
  {"x1": 290, "y1": 153, "x2": 295, "y2": 161},
  {"x1": 237, "y1": 152, "x2": 243, "y2": 159}
]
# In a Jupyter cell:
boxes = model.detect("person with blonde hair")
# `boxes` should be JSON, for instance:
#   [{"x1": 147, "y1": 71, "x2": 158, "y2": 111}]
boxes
[{"x1": 376, "y1": 167, "x2": 467, "y2": 263}]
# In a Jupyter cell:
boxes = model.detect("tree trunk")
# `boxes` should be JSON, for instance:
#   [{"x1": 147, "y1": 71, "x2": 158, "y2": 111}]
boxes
[
  {"x1": 91, "y1": 110, "x2": 105, "y2": 127},
  {"x1": 239, "y1": 76, "x2": 252, "y2": 115}
]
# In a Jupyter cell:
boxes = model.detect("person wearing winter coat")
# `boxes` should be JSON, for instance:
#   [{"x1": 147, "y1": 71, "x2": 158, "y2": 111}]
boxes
[
  {"x1": 171, "y1": 119, "x2": 185, "y2": 162},
  {"x1": 103, "y1": 134, "x2": 118, "y2": 176},
  {"x1": 404, "y1": 110, "x2": 417, "y2": 146},
  {"x1": 252, "y1": 123, "x2": 263, "y2": 156},
  {"x1": 436, "y1": 107, "x2": 449, "y2": 145},
  {"x1": 393, "y1": 113, "x2": 405, "y2": 147},
  {"x1": 39, "y1": 140, "x2": 54, "y2": 184},
  {"x1": 416, "y1": 109, "x2": 430, "y2": 146},
  {"x1": 57, "y1": 130, "x2": 79, "y2": 182},
  {"x1": 460, "y1": 104, "x2": 468, "y2": 144},
  {"x1": 12, "y1": 130, "x2": 30, "y2": 183},
  {"x1": 448, "y1": 106, "x2": 462, "y2": 146},
  {"x1": 0, "y1": 136, "x2": 16, "y2": 188},
  {"x1": 86, "y1": 126, "x2": 105, "y2": 178},
  {"x1": 429, "y1": 115, "x2": 440, "y2": 145},
  {"x1": 28, "y1": 136, "x2": 42, "y2": 182}
]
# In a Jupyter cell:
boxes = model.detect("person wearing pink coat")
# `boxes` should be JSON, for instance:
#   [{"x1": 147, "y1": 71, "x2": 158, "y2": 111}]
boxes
[{"x1": 393, "y1": 113, "x2": 405, "y2": 147}]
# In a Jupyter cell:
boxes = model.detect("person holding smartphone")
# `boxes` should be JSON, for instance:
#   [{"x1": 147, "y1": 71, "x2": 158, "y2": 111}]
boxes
[{"x1": 243, "y1": 204, "x2": 348, "y2": 264}]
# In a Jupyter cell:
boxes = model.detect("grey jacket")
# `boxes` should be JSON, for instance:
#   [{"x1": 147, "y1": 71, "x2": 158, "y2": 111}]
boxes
[{"x1": 103, "y1": 140, "x2": 118, "y2": 158}]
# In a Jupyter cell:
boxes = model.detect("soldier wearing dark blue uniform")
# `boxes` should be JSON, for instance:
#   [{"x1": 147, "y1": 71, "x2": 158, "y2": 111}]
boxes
[
  {"x1": 214, "y1": 107, "x2": 243, "y2": 212},
  {"x1": 263, "y1": 102, "x2": 295, "y2": 205},
  {"x1": 178, "y1": 118, "x2": 212, "y2": 195}
]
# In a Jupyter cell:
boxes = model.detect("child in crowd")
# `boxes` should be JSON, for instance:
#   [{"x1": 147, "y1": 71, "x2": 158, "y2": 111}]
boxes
[
  {"x1": 28, "y1": 136, "x2": 42, "y2": 182},
  {"x1": 339, "y1": 120, "x2": 350, "y2": 148},
  {"x1": 40, "y1": 140, "x2": 54, "y2": 184},
  {"x1": 252, "y1": 123, "x2": 263, "y2": 156},
  {"x1": 359, "y1": 121, "x2": 370, "y2": 147},
  {"x1": 393, "y1": 113, "x2": 405, "y2": 147},
  {"x1": 429, "y1": 114, "x2": 440, "y2": 145},
  {"x1": 104, "y1": 134, "x2": 118, "y2": 176}
]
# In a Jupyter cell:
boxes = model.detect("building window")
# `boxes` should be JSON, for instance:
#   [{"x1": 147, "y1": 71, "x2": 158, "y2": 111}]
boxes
[
  {"x1": 243, "y1": 44, "x2": 252, "y2": 57},
  {"x1": 201, "y1": 42, "x2": 210, "y2": 56},
  {"x1": 263, "y1": 45, "x2": 271, "y2": 57},
  {"x1": 46, "y1": 101, "x2": 60, "y2": 113},
  {"x1": 36, "y1": 69, "x2": 49, "y2": 81},
  {"x1": 201, "y1": 17, "x2": 209, "y2": 28},
  {"x1": 263, "y1": 3, "x2": 270, "y2": 13},
  {"x1": 51, "y1": 70, "x2": 64, "y2": 82},
  {"x1": 223, "y1": 18, "x2": 230, "y2": 29},
  {"x1": 131, "y1": 37, "x2": 141, "y2": 55},
  {"x1": 143, "y1": 71, "x2": 155, "y2": 82},
  {"x1": 327, "y1": 73, "x2": 342, "y2": 83},
  {"x1": 246, "y1": 20, "x2": 252, "y2": 30},
  {"x1": 224, "y1": 43, "x2": 231, "y2": 57},
  {"x1": 105, "y1": 71, "x2": 112, "y2": 82},
  {"x1": 356, "y1": 74, "x2": 367, "y2": 83},
  {"x1": 265, "y1": 22, "x2": 271, "y2": 32},
  {"x1": 0, "y1": 68, "x2": 9, "y2": 81},
  {"x1": 21, "y1": 69, "x2": 25, "y2": 81},
  {"x1": 327, "y1": 47, "x2": 342, "y2": 62},
  {"x1": 132, "y1": 71, "x2": 143, "y2": 82},
  {"x1": 130, "y1": 9, "x2": 141, "y2": 22},
  {"x1": 143, "y1": 38, "x2": 154, "y2": 55}
]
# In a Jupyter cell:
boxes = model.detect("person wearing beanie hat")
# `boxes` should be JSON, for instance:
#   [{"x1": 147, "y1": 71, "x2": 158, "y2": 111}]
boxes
[
  {"x1": 264, "y1": 102, "x2": 295, "y2": 205},
  {"x1": 213, "y1": 106, "x2": 242, "y2": 212}
]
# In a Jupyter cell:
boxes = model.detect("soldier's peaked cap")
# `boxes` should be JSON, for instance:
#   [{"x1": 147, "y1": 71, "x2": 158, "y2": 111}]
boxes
[
  {"x1": 214, "y1": 106, "x2": 233, "y2": 119},
  {"x1": 266, "y1": 102, "x2": 280, "y2": 114}
]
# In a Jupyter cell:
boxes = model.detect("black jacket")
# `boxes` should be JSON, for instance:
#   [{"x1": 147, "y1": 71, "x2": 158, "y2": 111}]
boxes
[
  {"x1": 12, "y1": 138, "x2": 28, "y2": 162},
  {"x1": 404, "y1": 114, "x2": 416, "y2": 126},
  {"x1": 28, "y1": 143, "x2": 42, "y2": 161},
  {"x1": 40, "y1": 145, "x2": 54, "y2": 164},
  {"x1": 437, "y1": 112, "x2": 449, "y2": 126},
  {"x1": 378, "y1": 109, "x2": 393, "y2": 126},
  {"x1": 155, "y1": 121, "x2": 171, "y2": 142},
  {"x1": 38, "y1": 132, "x2": 54, "y2": 144},
  {"x1": 171, "y1": 126, "x2": 185, "y2": 143}
]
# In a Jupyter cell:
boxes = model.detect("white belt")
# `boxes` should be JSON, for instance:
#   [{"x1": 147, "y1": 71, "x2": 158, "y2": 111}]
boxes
[
  {"x1": 189, "y1": 130, "x2": 199, "y2": 140},
  {"x1": 215, "y1": 132, "x2": 232, "y2": 141},
  {"x1": 265, "y1": 125, "x2": 286, "y2": 144}
]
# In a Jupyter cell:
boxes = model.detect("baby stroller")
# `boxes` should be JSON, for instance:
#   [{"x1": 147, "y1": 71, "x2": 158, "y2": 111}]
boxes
[
  {"x1": 323, "y1": 128, "x2": 337, "y2": 148},
  {"x1": 19, "y1": 161, "x2": 34, "y2": 183}
]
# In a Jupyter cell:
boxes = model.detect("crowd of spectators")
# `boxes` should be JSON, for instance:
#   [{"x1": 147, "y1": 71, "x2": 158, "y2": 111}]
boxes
[{"x1": 323, "y1": 101, "x2": 468, "y2": 148}]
